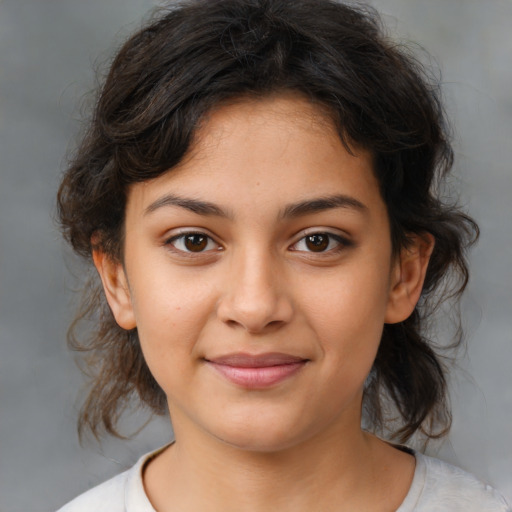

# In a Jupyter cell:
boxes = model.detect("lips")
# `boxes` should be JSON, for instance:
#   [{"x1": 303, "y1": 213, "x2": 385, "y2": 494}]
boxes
[{"x1": 205, "y1": 352, "x2": 308, "y2": 388}]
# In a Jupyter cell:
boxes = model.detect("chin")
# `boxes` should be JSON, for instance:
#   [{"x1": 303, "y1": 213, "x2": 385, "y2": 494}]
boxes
[
  {"x1": 217, "y1": 430, "x2": 306, "y2": 454},
  {"x1": 206, "y1": 410, "x2": 322, "y2": 454}
]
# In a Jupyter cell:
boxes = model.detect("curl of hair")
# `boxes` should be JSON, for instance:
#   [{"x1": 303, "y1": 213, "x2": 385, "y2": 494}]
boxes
[{"x1": 57, "y1": 0, "x2": 478, "y2": 441}]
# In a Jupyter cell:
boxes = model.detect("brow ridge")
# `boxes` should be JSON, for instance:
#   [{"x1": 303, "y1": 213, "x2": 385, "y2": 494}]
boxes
[
  {"x1": 145, "y1": 193, "x2": 366, "y2": 220},
  {"x1": 144, "y1": 194, "x2": 230, "y2": 218},
  {"x1": 281, "y1": 194, "x2": 367, "y2": 218}
]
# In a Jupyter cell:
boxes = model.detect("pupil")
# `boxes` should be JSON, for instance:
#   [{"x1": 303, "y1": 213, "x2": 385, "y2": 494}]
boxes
[
  {"x1": 185, "y1": 234, "x2": 207, "y2": 252},
  {"x1": 306, "y1": 234, "x2": 329, "y2": 252}
]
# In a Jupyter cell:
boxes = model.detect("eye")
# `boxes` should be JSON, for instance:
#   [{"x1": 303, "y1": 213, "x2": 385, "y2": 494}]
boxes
[
  {"x1": 167, "y1": 232, "x2": 220, "y2": 253},
  {"x1": 291, "y1": 232, "x2": 349, "y2": 253}
]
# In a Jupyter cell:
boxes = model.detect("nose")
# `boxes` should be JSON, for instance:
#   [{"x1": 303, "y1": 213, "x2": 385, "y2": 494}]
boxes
[{"x1": 216, "y1": 249, "x2": 294, "y2": 334}]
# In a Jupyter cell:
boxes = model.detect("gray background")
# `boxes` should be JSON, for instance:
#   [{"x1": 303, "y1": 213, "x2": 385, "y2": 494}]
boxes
[{"x1": 1, "y1": 0, "x2": 511, "y2": 510}]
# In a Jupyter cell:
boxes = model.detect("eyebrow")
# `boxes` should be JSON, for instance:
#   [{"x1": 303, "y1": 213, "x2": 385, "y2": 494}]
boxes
[
  {"x1": 144, "y1": 193, "x2": 367, "y2": 219},
  {"x1": 281, "y1": 194, "x2": 367, "y2": 218},
  {"x1": 144, "y1": 194, "x2": 231, "y2": 218}
]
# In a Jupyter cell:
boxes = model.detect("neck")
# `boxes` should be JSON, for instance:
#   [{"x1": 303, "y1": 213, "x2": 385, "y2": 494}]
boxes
[{"x1": 143, "y1": 416, "x2": 411, "y2": 512}]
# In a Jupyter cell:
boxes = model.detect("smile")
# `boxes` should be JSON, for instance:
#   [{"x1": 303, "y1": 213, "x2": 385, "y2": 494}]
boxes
[{"x1": 205, "y1": 353, "x2": 309, "y2": 389}]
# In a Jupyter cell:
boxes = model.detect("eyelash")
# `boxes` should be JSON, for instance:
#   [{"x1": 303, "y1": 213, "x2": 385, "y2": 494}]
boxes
[
  {"x1": 165, "y1": 230, "x2": 351, "y2": 255},
  {"x1": 166, "y1": 231, "x2": 222, "y2": 254},
  {"x1": 290, "y1": 232, "x2": 351, "y2": 254}
]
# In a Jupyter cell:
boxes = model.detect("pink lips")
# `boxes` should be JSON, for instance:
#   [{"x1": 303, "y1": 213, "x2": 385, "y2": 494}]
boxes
[{"x1": 206, "y1": 353, "x2": 308, "y2": 389}]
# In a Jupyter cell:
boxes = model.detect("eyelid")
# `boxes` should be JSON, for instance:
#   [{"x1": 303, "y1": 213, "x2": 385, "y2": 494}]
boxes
[
  {"x1": 289, "y1": 228, "x2": 353, "y2": 253},
  {"x1": 164, "y1": 228, "x2": 223, "y2": 254}
]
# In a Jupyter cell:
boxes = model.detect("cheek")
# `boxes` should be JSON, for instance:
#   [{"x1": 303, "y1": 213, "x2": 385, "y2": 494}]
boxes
[
  {"x1": 299, "y1": 263, "x2": 391, "y2": 361},
  {"x1": 128, "y1": 271, "x2": 216, "y2": 373},
  {"x1": 130, "y1": 259, "x2": 214, "y2": 324}
]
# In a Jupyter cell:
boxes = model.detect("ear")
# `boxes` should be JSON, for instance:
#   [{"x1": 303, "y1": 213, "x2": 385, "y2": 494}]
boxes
[
  {"x1": 385, "y1": 233, "x2": 435, "y2": 324},
  {"x1": 92, "y1": 249, "x2": 137, "y2": 330}
]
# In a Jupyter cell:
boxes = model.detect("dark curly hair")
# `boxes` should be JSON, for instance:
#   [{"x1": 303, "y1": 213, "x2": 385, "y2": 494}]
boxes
[{"x1": 57, "y1": 0, "x2": 478, "y2": 442}]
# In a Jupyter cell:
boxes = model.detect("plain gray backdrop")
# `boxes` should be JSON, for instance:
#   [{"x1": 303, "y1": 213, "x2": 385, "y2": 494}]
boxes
[{"x1": 1, "y1": 0, "x2": 511, "y2": 510}]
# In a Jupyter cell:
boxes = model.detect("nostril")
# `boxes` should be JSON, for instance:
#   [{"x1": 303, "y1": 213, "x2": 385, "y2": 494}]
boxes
[
  {"x1": 266, "y1": 319, "x2": 286, "y2": 329},
  {"x1": 216, "y1": 269, "x2": 294, "y2": 332}
]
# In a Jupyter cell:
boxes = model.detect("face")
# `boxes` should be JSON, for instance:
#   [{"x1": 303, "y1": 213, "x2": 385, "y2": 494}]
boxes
[{"x1": 96, "y1": 95, "x2": 430, "y2": 452}]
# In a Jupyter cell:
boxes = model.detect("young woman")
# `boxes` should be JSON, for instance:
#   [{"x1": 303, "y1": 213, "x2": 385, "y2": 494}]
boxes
[{"x1": 56, "y1": 0, "x2": 510, "y2": 510}]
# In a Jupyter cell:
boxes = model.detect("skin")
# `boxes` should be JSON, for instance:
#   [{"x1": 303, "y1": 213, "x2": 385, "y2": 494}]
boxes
[{"x1": 94, "y1": 94, "x2": 433, "y2": 511}]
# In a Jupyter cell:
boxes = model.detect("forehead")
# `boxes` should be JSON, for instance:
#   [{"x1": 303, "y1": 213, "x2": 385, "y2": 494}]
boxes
[
  {"x1": 199, "y1": 93, "x2": 337, "y2": 138},
  {"x1": 188, "y1": 94, "x2": 343, "y2": 168},
  {"x1": 125, "y1": 94, "x2": 383, "y2": 222}
]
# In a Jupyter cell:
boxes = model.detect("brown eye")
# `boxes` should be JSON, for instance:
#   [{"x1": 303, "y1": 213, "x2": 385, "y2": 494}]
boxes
[
  {"x1": 305, "y1": 233, "x2": 330, "y2": 252},
  {"x1": 184, "y1": 234, "x2": 208, "y2": 252},
  {"x1": 168, "y1": 232, "x2": 219, "y2": 253},
  {"x1": 290, "y1": 232, "x2": 350, "y2": 255}
]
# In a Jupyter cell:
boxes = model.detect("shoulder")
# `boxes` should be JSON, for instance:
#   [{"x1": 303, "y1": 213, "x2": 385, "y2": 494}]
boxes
[
  {"x1": 399, "y1": 452, "x2": 511, "y2": 512},
  {"x1": 56, "y1": 469, "x2": 130, "y2": 512},
  {"x1": 55, "y1": 448, "x2": 164, "y2": 512}
]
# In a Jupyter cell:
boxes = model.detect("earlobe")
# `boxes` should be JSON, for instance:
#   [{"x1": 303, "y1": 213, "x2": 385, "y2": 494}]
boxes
[
  {"x1": 92, "y1": 249, "x2": 137, "y2": 330},
  {"x1": 384, "y1": 233, "x2": 435, "y2": 324}
]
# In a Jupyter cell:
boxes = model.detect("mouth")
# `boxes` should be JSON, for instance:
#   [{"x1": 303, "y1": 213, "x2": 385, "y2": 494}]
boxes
[{"x1": 204, "y1": 352, "x2": 309, "y2": 389}]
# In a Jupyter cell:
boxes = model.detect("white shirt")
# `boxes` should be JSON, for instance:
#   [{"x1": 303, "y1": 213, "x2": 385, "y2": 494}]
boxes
[{"x1": 57, "y1": 447, "x2": 511, "y2": 511}]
